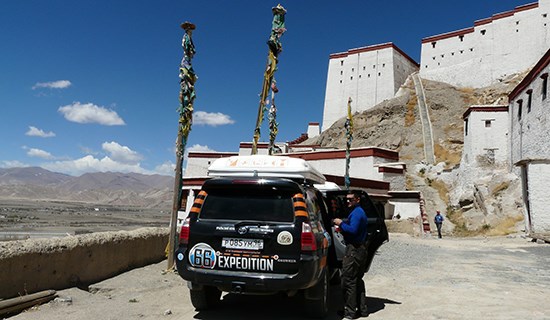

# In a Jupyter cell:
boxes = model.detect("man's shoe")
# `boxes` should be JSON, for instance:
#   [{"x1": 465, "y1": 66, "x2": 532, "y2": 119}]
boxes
[{"x1": 356, "y1": 309, "x2": 369, "y2": 317}]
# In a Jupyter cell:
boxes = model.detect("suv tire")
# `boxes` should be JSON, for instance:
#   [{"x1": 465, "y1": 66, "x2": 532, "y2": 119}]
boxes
[
  {"x1": 190, "y1": 285, "x2": 221, "y2": 310},
  {"x1": 304, "y1": 268, "x2": 329, "y2": 318}
]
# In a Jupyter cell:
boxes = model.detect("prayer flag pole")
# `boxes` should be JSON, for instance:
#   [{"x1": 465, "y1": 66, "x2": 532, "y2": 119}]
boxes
[
  {"x1": 344, "y1": 97, "x2": 353, "y2": 190},
  {"x1": 168, "y1": 21, "x2": 197, "y2": 269},
  {"x1": 252, "y1": 4, "x2": 286, "y2": 155}
]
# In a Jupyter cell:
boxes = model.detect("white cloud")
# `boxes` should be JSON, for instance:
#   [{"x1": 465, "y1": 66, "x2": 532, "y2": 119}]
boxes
[
  {"x1": 42, "y1": 155, "x2": 150, "y2": 176},
  {"x1": 58, "y1": 102, "x2": 125, "y2": 126},
  {"x1": 32, "y1": 80, "x2": 72, "y2": 90},
  {"x1": 194, "y1": 111, "x2": 235, "y2": 126},
  {"x1": 27, "y1": 148, "x2": 54, "y2": 160},
  {"x1": 101, "y1": 141, "x2": 142, "y2": 165},
  {"x1": 187, "y1": 144, "x2": 216, "y2": 152},
  {"x1": 26, "y1": 126, "x2": 56, "y2": 138},
  {"x1": 1, "y1": 160, "x2": 28, "y2": 168},
  {"x1": 154, "y1": 161, "x2": 176, "y2": 176}
]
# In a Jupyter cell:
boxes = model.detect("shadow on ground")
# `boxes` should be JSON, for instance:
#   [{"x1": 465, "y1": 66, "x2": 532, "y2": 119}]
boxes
[{"x1": 193, "y1": 284, "x2": 401, "y2": 319}]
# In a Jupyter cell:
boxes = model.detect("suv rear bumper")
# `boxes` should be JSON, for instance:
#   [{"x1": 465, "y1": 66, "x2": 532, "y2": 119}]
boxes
[{"x1": 175, "y1": 246, "x2": 323, "y2": 294}]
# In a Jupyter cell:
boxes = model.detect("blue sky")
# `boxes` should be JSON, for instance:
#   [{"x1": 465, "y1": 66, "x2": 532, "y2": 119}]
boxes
[{"x1": 0, "y1": 0, "x2": 530, "y2": 176}]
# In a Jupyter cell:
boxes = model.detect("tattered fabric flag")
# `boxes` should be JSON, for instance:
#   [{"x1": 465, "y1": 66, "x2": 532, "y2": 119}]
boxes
[
  {"x1": 178, "y1": 21, "x2": 197, "y2": 155},
  {"x1": 252, "y1": 4, "x2": 287, "y2": 155},
  {"x1": 344, "y1": 97, "x2": 353, "y2": 189},
  {"x1": 268, "y1": 80, "x2": 279, "y2": 155}
]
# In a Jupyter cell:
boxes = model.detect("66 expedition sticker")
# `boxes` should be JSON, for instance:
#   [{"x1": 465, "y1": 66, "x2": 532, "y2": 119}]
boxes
[
  {"x1": 188, "y1": 243, "x2": 217, "y2": 269},
  {"x1": 188, "y1": 243, "x2": 276, "y2": 271}
]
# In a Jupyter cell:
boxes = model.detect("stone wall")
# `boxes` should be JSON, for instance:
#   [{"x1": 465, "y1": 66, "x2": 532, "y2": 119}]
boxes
[{"x1": 0, "y1": 227, "x2": 169, "y2": 300}]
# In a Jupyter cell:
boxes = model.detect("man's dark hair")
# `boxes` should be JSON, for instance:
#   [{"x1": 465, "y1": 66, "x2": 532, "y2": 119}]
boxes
[{"x1": 348, "y1": 190, "x2": 361, "y2": 199}]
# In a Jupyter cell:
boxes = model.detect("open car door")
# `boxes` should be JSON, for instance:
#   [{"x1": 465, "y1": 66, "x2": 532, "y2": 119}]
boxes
[{"x1": 324, "y1": 190, "x2": 389, "y2": 272}]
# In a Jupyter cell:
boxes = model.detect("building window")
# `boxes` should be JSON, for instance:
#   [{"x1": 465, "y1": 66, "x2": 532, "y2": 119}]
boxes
[
  {"x1": 350, "y1": 76, "x2": 353, "y2": 80},
  {"x1": 378, "y1": 72, "x2": 381, "y2": 76},
  {"x1": 485, "y1": 120, "x2": 492, "y2": 127},
  {"x1": 527, "y1": 89, "x2": 533, "y2": 112},
  {"x1": 363, "y1": 66, "x2": 366, "y2": 70},
  {"x1": 481, "y1": 30, "x2": 486, "y2": 35},
  {"x1": 517, "y1": 99, "x2": 523, "y2": 121},
  {"x1": 340, "y1": 60, "x2": 344, "y2": 66},
  {"x1": 339, "y1": 80, "x2": 342, "y2": 84},
  {"x1": 368, "y1": 74, "x2": 370, "y2": 78},
  {"x1": 465, "y1": 119, "x2": 468, "y2": 136},
  {"x1": 340, "y1": 71, "x2": 343, "y2": 75},
  {"x1": 459, "y1": 35, "x2": 464, "y2": 41},
  {"x1": 431, "y1": 41, "x2": 437, "y2": 48},
  {"x1": 352, "y1": 68, "x2": 354, "y2": 72},
  {"x1": 382, "y1": 63, "x2": 385, "y2": 67},
  {"x1": 542, "y1": 73, "x2": 548, "y2": 100},
  {"x1": 470, "y1": 48, "x2": 474, "y2": 52}
]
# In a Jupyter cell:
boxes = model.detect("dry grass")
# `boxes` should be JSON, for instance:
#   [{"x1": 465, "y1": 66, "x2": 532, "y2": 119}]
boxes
[
  {"x1": 428, "y1": 178, "x2": 449, "y2": 205},
  {"x1": 434, "y1": 144, "x2": 461, "y2": 167},
  {"x1": 492, "y1": 181, "x2": 510, "y2": 197},
  {"x1": 405, "y1": 95, "x2": 417, "y2": 127},
  {"x1": 415, "y1": 142, "x2": 424, "y2": 148},
  {"x1": 485, "y1": 215, "x2": 524, "y2": 236},
  {"x1": 448, "y1": 208, "x2": 524, "y2": 237}
]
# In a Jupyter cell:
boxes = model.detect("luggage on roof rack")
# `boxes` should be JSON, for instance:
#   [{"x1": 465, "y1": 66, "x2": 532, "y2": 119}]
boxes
[{"x1": 207, "y1": 155, "x2": 326, "y2": 184}]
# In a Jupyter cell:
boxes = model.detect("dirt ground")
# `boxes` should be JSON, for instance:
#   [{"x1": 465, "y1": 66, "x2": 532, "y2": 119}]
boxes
[{"x1": 8, "y1": 233, "x2": 550, "y2": 320}]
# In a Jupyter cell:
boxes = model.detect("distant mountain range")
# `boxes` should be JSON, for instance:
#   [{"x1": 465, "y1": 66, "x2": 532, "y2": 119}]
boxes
[{"x1": 0, "y1": 167, "x2": 174, "y2": 208}]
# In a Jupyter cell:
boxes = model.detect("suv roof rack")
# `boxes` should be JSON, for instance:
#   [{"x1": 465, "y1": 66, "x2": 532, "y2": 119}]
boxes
[{"x1": 207, "y1": 155, "x2": 326, "y2": 184}]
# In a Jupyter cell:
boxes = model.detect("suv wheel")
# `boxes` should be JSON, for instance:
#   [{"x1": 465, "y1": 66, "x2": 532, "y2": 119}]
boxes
[
  {"x1": 304, "y1": 268, "x2": 329, "y2": 318},
  {"x1": 189, "y1": 285, "x2": 221, "y2": 310}
]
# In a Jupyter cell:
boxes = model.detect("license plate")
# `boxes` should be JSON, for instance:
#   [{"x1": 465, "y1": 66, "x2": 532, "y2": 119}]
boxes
[{"x1": 222, "y1": 238, "x2": 264, "y2": 250}]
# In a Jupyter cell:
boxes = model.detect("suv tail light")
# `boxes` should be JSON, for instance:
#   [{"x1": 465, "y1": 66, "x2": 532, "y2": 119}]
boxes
[
  {"x1": 179, "y1": 217, "x2": 191, "y2": 245},
  {"x1": 301, "y1": 222, "x2": 317, "y2": 251}
]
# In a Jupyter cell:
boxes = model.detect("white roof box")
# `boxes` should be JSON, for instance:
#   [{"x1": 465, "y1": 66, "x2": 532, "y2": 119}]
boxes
[
  {"x1": 208, "y1": 155, "x2": 326, "y2": 184},
  {"x1": 314, "y1": 181, "x2": 341, "y2": 193}
]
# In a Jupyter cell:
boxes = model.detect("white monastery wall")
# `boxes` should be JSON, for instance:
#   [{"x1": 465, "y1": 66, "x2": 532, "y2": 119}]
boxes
[
  {"x1": 526, "y1": 162, "x2": 550, "y2": 234},
  {"x1": 462, "y1": 106, "x2": 509, "y2": 168},
  {"x1": 420, "y1": 2, "x2": 550, "y2": 88},
  {"x1": 322, "y1": 43, "x2": 418, "y2": 131},
  {"x1": 509, "y1": 53, "x2": 550, "y2": 164},
  {"x1": 388, "y1": 199, "x2": 420, "y2": 220}
]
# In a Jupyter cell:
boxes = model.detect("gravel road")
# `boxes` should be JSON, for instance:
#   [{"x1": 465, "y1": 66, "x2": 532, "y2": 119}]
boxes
[{"x1": 9, "y1": 233, "x2": 550, "y2": 320}]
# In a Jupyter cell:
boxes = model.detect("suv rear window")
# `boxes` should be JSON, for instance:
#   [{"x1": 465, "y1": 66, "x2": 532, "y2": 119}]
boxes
[{"x1": 199, "y1": 187, "x2": 295, "y2": 222}]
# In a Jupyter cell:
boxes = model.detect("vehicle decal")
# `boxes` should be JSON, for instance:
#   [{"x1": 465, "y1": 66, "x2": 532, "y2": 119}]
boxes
[
  {"x1": 190, "y1": 190, "x2": 207, "y2": 214},
  {"x1": 215, "y1": 226, "x2": 234, "y2": 231},
  {"x1": 248, "y1": 226, "x2": 274, "y2": 234},
  {"x1": 292, "y1": 193, "x2": 308, "y2": 217},
  {"x1": 217, "y1": 254, "x2": 274, "y2": 271},
  {"x1": 177, "y1": 253, "x2": 185, "y2": 261},
  {"x1": 277, "y1": 231, "x2": 293, "y2": 245},
  {"x1": 188, "y1": 243, "x2": 217, "y2": 269}
]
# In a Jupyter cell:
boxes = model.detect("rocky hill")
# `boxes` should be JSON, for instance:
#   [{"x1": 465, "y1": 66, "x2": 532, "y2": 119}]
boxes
[
  {"x1": 0, "y1": 168, "x2": 173, "y2": 209},
  {"x1": 307, "y1": 72, "x2": 528, "y2": 234}
]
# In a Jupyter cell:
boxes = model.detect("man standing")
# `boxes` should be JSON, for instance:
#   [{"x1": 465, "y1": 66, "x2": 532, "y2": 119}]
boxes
[
  {"x1": 434, "y1": 210, "x2": 444, "y2": 239},
  {"x1": 333, "y1": 190, "x2": 369, "y2": 319}
]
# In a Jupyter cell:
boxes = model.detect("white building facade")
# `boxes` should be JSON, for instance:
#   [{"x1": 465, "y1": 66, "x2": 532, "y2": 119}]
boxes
[
  {"x1": 420, "y1": 1, "x2": 550, "y2": 88},
  {"x1": 462, "y1": 105, "x2": 510, "y2": 170},
  {"x1": 508, "y1": 48, "x2": 550, "y2": 237},
  {"x1": 322, "y1": 43, "x2": 419, "y2": 131}
]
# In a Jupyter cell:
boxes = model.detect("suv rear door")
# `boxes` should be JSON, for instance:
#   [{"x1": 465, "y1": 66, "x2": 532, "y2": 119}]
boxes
[
  {"x1": 187, "y1": 178, "x2": 303, "y2": 275},
  {"x1": 324, "y1": 190, "x2": 389, "y2": 272}
]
